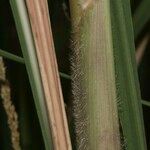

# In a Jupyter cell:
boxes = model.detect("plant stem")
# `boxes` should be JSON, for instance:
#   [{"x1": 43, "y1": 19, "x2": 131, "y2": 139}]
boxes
[
  {"x1": 0, "y1": 49, "x2": 24, "y2": 64},
  {"x1": 69, "y1": 0, "x2": 120, "y2": 149},
  {"x1": 142, "y1": 100, "x2": 150, "y2": 107},
  {"x1": 25, "y1": 0, "x2": 72, "y2": 149}
]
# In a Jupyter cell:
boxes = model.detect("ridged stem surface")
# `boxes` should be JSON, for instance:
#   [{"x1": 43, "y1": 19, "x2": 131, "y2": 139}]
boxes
[{"x1": 70, "y1": 0, "x2": 120, "y2": 149}]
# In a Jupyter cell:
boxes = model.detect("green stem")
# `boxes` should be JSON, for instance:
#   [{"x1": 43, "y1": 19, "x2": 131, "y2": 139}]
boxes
[
  {"x1": 0, "y1": 49, "x2": 24, "y2": 64},
  {"x1": 59, "y1": 72, "x2": 71, "y2": 80},
  {"x1": 69, "y1": 0, "x2": 120, "y2": 149},
  {"x1": 142, "y1": 100, "x2": 150, "y2": 107},
  {"x1": 0, "y1": 48, "x2": 71, "y2": 80}
]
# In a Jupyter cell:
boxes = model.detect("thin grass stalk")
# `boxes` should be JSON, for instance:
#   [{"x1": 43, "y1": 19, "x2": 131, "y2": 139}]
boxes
[
  {"x1": 0, "y1": 49, "x2": 24, "y2": 64},
  {"x1": 10, "y1": 0, "x2": 53, "y2": 149},
  {"x1": 110, "y1": 0, "x2": 147, "y2": 149},
  {"x1": 69, "y1": 0, "x2": 120, "y2": 149},
  {"x1": 142, "y1": 100, "x2": 150, "y2": 107},
  {"x1": 0, "y1": 48, "x2": 71, "y2": 79},
  {"x1": 25, "y1": 0, "x2": 72, "y2": 149}
]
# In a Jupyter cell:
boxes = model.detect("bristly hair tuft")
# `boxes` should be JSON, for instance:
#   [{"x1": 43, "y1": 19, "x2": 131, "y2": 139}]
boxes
[{"x1": 70, "y1": 26, "x2": 88, "y2": 149}]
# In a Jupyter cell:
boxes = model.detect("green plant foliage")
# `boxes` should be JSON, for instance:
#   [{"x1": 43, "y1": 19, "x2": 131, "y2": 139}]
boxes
[{"x1": 110, "y1": 0, "x2": 147, "y2": 149}]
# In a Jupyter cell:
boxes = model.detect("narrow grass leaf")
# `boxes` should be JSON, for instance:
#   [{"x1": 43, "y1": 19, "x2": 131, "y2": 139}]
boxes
[{"x1": 110, "y1": 0, "x2": 147, "y2": 149}]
